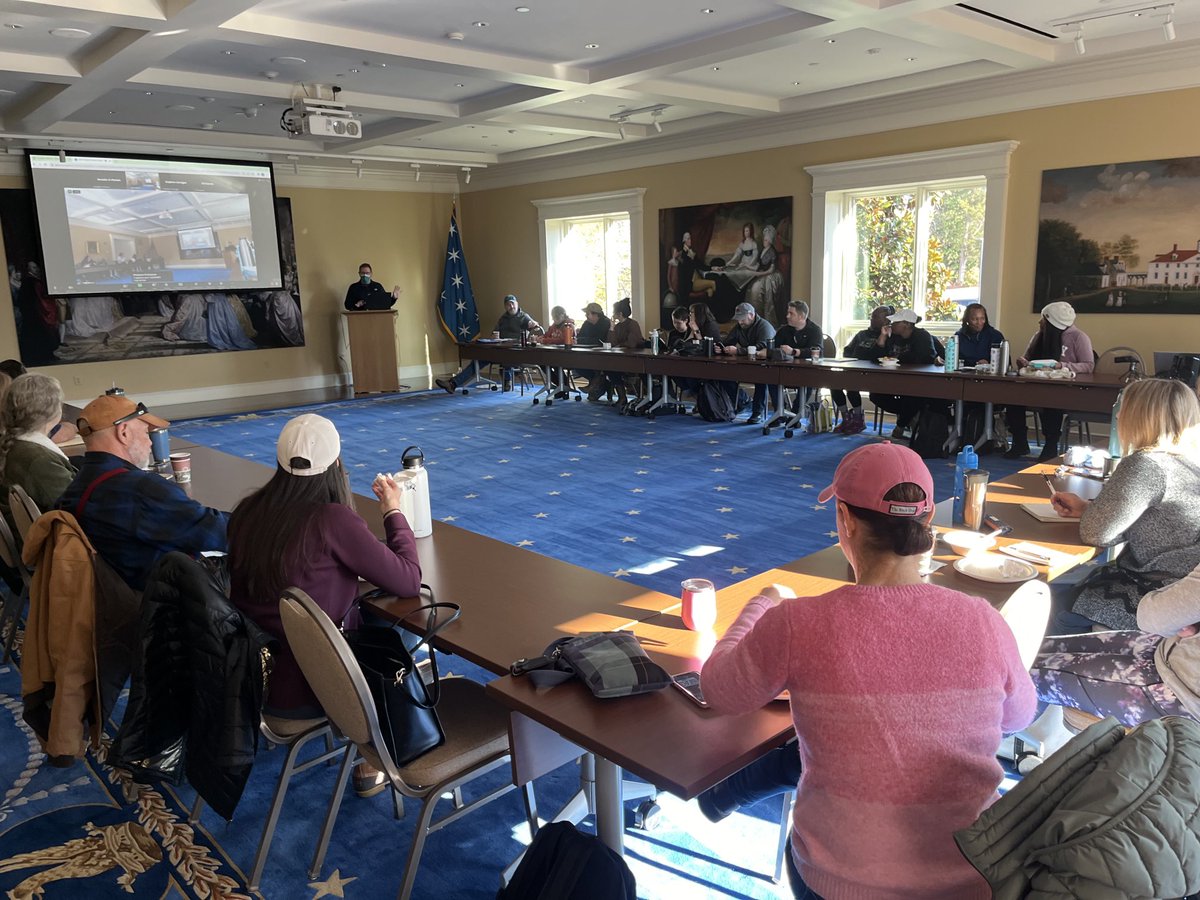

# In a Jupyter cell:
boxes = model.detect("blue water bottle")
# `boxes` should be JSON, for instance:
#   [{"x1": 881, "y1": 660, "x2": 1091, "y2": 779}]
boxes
[{"x1": 952, "y1": 445, "x2": 978, "y2": 525}]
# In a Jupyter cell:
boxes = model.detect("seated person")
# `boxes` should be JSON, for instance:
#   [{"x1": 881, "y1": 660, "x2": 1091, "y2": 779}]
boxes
[
  {"x1": 773, "y1": 299, "x2": 823, "y2": 413},
  {"x1": 699, "y1": 442, "x2": 1035, "y2": 898},
  {"x1": 0, "y1": 373, "x2": 77, "y2": 531},
  {"x1": 229, "y1": 414, "x2": 421, "y2": 797},
  {"x1": 540, "y1": 306, "x2": 576, "y2": 398},
  {"x1": 58, "y1": 394, "x2": 228, "y2": 590},
  {"x1": 573, "y1": 301, "x2": 613, "y2": 397},
  {"x1": 834, "y1": 304, "x2": 894, "y2": 435},
  {"x1": 0, "y1": 359, "x2": 77, "y2": 445},
  {"x1": 956, "y1": 302, "x2": 1004, "y2": 366},
  {"x1": 1004, "y1": 301, "x2": 1094, "y2": 461},
  {"x1": 689, "y1": 301, "x2": 722, "y2": 344},
  {"x1": 720, "y1": 302, "x2": 776, "y2": 425},
  {"x1": 1032, "y1": 559, "x2": 1200, "y2": 728},
  {"x1": 436, "y1": 294, "x2": 543, "y2": 394},
  {"x1": 1046, "y1": 378, "x2": 1200, "y2": 633},
  {"x1": 664, "y1": 305, "x2": 691, "y2": 353},
  {"x1": 588, "y1": 298, "x2": 644, "y2": 408},
  {"x1": 867, "y1": 308, "x2": 942, "y2": 441}
]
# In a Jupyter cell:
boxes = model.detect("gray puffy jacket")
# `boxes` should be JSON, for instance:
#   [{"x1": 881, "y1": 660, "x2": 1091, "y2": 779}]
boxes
[{"x1": 955, "y1": 717, "x2": 1200, "y2": 899}]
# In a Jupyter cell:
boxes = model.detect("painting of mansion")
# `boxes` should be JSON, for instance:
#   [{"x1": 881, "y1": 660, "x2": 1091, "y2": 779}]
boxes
[{"x1": 1148, "y1": 241, "x2": 1200, "y2": 287}]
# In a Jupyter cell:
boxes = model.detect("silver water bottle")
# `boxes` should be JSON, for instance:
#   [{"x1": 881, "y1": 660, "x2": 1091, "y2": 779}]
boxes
[{"x1": 650, "y1": 329, "x2": 660, "y2": 355}]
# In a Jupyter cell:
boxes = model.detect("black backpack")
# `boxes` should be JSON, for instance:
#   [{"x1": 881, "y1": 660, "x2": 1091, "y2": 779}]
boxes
[
  {"x1": 696, "y1": 380, "x2": 739, "y2": 422},
  {"x1": 909, "y1": 406, "x2": 950, "y2": 458},
  {"x1": 497, "y1": 822, "x2": 636, "y2": 900}
]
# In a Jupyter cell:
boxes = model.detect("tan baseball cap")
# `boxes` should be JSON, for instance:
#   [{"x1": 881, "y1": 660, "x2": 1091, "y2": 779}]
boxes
[
  {"x1": 277, "y1": 413, "x2": 341, "y2": 476},
  {"x1": 77, "y1": 395, "x2": 168, "y2": 437}
]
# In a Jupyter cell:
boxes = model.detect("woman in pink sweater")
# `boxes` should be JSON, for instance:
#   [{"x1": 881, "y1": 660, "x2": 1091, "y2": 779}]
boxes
[{"x1": 701, "y1": 442, "x2": 1036, "y2": 899}]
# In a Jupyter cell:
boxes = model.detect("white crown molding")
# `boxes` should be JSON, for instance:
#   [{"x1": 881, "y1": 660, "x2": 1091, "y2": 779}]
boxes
[
  {"x1": 531, "y1": 188, "x2": 647, "y2": 219},
  {"x1": 273, "y1": 164, "x2": 458, "y2": 193},
  {"x1": 467, "y1": 41, "x2": 1200, "y2": 191},
  {"x1": 806, "y1": 141, "x2": 1020, "y2": 192}
]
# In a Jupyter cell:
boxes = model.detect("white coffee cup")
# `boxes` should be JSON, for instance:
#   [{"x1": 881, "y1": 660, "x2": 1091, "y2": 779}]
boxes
[
  {"x1": 600, "y1": 341, "x2": 612, "y2": 349},
  {"x1": 746, "y1": 345, "x2": 757, "y2": 356}
]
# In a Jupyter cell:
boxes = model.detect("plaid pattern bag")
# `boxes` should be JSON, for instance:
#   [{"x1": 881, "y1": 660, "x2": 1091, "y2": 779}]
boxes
[{"x1": 511, "y1": 632, "x2": 671, "y2": 698}]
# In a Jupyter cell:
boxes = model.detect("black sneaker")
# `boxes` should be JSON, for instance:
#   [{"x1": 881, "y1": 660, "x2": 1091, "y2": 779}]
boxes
[
  {"x1": 1003, "y1": 444, "x2": 1030, "y2": 460},
  {"x1": 434, "y1": 377, "x2": 455, "y2": 395},
  {"x1": 891, "y1": 424, "x2": 908, "y2": 441},
  {"x1": 696, "y1": 782, "x2": 738, "y2": 823}
]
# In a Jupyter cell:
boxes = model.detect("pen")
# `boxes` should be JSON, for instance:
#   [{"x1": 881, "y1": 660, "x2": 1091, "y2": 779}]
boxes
[{"x1": 1043, "y1": 474, "x2": 1057, "y2": 498}]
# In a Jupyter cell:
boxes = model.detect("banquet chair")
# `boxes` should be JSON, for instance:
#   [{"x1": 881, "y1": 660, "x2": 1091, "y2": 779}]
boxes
[
  {"x1": 0, "y1": 513, "x2": 30, "y2": 662},
  {"x1": 9, "y1": 485, "x2": 42, "y2": 544},
  {"x1": 1062, "y1": 346, "x2": 1144, "y2": 447},
  {"x1": 279, "y1": 587, "x2": 534, "y2": 900}
]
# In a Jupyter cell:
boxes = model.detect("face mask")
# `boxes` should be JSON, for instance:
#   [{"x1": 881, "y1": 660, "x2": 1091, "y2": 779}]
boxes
[{"x1": 360, "y1": 274, "x2": 371, "y2": 284}]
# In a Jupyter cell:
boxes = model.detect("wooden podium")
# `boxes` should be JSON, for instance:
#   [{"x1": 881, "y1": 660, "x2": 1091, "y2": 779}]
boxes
[{"x1": 343, "y1": 310, "x2": 399, "y2": 394}]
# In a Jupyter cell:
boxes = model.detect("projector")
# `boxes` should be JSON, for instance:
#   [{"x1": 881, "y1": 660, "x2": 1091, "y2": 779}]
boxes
[{"x1": 304, "y1": 111, "x2": 361, "y2": 138}]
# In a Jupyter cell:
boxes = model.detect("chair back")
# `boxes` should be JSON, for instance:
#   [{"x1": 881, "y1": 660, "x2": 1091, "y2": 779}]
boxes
[
  {"x1": 1095, "y1": 346, "x2": 1143, "y2": 379},
  {"x1": 822, "y1": 335, "x2": 836, "y2": 359},
  {"x1": 9, "y1": 485, "x2": 42, "y2": 543},
  {"x1": 0, "y1": 513, "x2": 31, "y2": 588},
  {"x1": 278, "y1": 587, "x2": 400, "y2": 781},
  {"x1": 999, "y1": 580, "x2": 1051, "y2": 672}
]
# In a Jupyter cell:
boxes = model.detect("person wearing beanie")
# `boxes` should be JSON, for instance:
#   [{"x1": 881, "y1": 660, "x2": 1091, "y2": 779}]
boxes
[
  {"x1": 699, "y1": 442, "x2": 1035, "y2": 899},
  {"x1": 228, "y1": 413, "x2": 421, "y2": 798},
  {"x1": 57, "y1": 393, "x2": 228, "y2": 590},
  {"x1": 1004, "y1": 301, "x2": 1095, "y2": 461}
]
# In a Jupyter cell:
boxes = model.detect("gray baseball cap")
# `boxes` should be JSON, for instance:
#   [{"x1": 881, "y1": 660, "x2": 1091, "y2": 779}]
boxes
[{"x1": 733, "y1": 302, "x2": 755, "y2": 321}]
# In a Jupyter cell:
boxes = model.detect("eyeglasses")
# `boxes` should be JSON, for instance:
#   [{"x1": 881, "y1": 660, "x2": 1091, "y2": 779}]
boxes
[{"x1": 113, "y1": 402, "x2": 150, "y2": 427}]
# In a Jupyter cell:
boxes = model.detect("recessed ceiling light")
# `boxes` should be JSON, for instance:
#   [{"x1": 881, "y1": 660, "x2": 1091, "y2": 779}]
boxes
[
  {"x1": 585, "y1": 42, "x2": 599, "y2": 48},
  {"x1": 201, "y1": 123, "x2": 215, "y2": 130},
  {"x1": 792, "y1": 81, "x2": 801, "y2": 85},
  {"x1": 3, "y1": 23, "x2": 23, "y2": 29},
  {"x1": 515, "y1": 5, "x2": 531, "y2": 11},
  {"x1": 0, "y1": 88, "x2": 16, "y2": 94},
  {"x1": 455, "y1": 82, "x2": 465, "y2": 87},
  {"x1": 906, "y1": 56, "x2": 917, "y2": 61},
  {"x1": 49, "y1": 27, "x2": 90, "y2": 38},
  {"x1": 349, "y1": 67, "x2": 359, "y2": 73},
  {"x1": 143, "y1": 90, "x2": 153, "y2": 95},
  {"x1": 153, "y1": 28, "x2": 187, "y2": 36},
  {"x1": 825, "y1": 38, "x2": 836, "y2": 44},
  {"x1": 701, "y1": 7, "x2": 715, "y2": 12},
  {"x1": 263, "y1": 70, "x2": 279, "y2": 79},
  {"x1": 472, "y1": 21, "x2": 488, "y2": 27},
  {"x1": 271, "y1": 56, "x2": 306, "y2": 64},
  {"x1": 221, "y1": 49, "x2": 235, "y2": 55},
  {"x1": 167, "y1": 103, "x2": 195, "y2": 110},
  {"x1": 201, "y1": 96, "x2": 216, "y2": 102},
  {"x1": 107, "y1": 109, "x2": 115, "y2": 114},
  {"x1": 573, "y1": 99, "x2": 585, "y2": 103},
  {"x1": 1132, "y1": 10, "x2": 1142, "y2": 16},
  {"x1": 711, "y1": 66, "x2": 720, "y2": 70}
]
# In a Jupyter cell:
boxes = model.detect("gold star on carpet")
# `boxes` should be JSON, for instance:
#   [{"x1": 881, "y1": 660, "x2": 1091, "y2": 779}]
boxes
[
  {"x1": 497, "y1": 458, "x2": 510, "y2": 464},
  {"x1": 584, "y1": 432, "x2": 596, "y2": 436},
  {"x1": 547, "y1": 490, "x2": 561, "y2": 495},
  {"x1": 710, "y1": 452, "x2": 723, "y2": 457},
  {"x1": 707, "y1": 439, "x2": 720, "y2": 444},
  {"x1": 441, "y1": 515, "x2": 457, "y2": 522},
  {"x1": 559, "y1": 472, "x2": 573, "y2": 477},
  {"x1": 640, "y1": 454, "x2": 652, "y2": 459},
  {"x1": 723, "y1": 533, "x2": 739, "y2": 540},
  {"x1": 630, "y1": 488, "x2": 645, "y2": 493},
  {"x1": 811, "y1": 504, "x2": 827, "y2": 511},
  {"x1": 464, "y1": 493, "x2": 478, "y2": 499},
  {"x1": 790, "y1": 466, "x2": 804, "y2": 471},
  {"x1": 621, "y1": 536, "x2": 637, "y2": 543},
  {"x1": 578, "y1": 444, "x2": 589, "y2": 448},
  {"x1": 482, "y1": 474, "x2": 495, "y2": 480},
  {"x1": 826, "y1": 530, "x2": 838, "y2": 538},
  {"x1": 800, "y1": 483, "x2": 814, "y2": 489},
  {"x1": 309, "y1": 869, "x2": 356, "y2": 899},
  {"x1": 728, "y1": 566, "x2": 748, "y2": 575},
  {"x1": 611, "y1": 568, "x2": 630, "y2": 577},
  {"x1": 569, "y1": 457, "x2": 581, "y2": 461},
  {"x1": 717, "y1": 506, "x2": 734, "y2": 513},
  {"x1": 533, "y1": 512, "x2": 549, "y2": 518},
  {"x1": 715, "y1": 485, "x2": 730, "y2": 491},
  {"x1": 636, "y1": 470, "x2": 649, "y2": 475},
  {"x1": 782, "y1": 450, "x2": 793, "y2": 456},
  {"x1": 711, "y1": 467, "x2": 725, "y2": 472},
  {"x1": 517, "y1": 539, "x2": 535, "y2": 547},
  {"x1": 512, "y1": 445, "x2": 523, "y2": 450},
  {"x1": 627, "y1": 510, "x2": 640, "y2": 516},
  {"x1": 444, "y1": 447, "x2": 457, "y2": 452}
]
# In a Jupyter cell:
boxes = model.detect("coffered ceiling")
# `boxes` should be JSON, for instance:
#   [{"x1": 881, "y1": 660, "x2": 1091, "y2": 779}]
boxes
[{"x1": 0, "y1": 0, "x2": 1194, "y2": 186}]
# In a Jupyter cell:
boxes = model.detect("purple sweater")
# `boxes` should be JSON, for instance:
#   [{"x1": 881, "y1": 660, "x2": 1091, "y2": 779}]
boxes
[
  {"x1": 702, "y1": 585, "x2": 1036, "y2": 900},
  {"x1": 1022, "y1": 325, "x2": 1095, "y2": 373},
  {"x1": 232, "y1": 504, "x2": 422, "y2": 713}
]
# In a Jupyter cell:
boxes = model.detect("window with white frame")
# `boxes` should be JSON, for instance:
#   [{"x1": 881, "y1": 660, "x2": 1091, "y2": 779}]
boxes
[
  {"x1": 808, "y1": 142, "x2": 1017, "y2": 351},
  {"x1": 533, "y1": 189, "x2": 645, "y2": 325}
]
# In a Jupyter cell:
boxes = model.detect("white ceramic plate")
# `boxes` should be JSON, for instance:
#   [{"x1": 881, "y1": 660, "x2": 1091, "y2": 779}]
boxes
[
  {"x1": 942, "y1": 530, "x2": 996, "y2": 554},
  {"x1": 878, "y1": 360, "x2": 900, "y2": 368},
  {"x1": 953, "y1": 553, "x2": 1038, "y2": 584}
]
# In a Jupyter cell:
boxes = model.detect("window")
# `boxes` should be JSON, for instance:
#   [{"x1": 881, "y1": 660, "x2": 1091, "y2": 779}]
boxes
[
  {"x1": 809, "y1": 142, "x2": 1016, "y2": 350},
  {"x1": 533, "y1": 189, "x2": 645, "y2": 324}
]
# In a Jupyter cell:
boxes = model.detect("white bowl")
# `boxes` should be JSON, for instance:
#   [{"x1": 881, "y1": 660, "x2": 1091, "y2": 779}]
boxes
[
  {"x1": 878, "y1": 359, "x2": 900, "y2": 368},
  {"x1": 942, "y1": 529, "x2": 996, "y2": 555}
]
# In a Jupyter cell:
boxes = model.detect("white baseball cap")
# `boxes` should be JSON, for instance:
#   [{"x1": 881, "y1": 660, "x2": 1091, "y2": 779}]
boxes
[
  {"x1": 277, "y1": 414, "x2": 341, "y2": 476},
  {"x1": 886, "y1": 308, "x2": 921, "y2": 325}
]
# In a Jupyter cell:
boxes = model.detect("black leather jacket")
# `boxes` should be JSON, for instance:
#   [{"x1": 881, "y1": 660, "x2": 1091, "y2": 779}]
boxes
[{"x1": 110, "y1": 553, "x2": 274, "y2": 820}]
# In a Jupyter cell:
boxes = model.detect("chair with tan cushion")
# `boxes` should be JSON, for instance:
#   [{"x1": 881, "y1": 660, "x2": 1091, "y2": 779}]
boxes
[{"x1": 279, "y1": 587, "x2": 531, "y2": 900}]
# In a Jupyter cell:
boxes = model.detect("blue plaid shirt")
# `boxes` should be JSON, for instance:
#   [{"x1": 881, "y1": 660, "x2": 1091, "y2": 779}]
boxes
[{"x1": 58, "y1": 452, "x2": 229, "y2": 590}]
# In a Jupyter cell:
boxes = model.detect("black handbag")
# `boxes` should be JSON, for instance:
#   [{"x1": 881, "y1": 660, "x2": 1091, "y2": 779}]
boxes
[{"x1": 344, "y1": 588, "x2": 461, "y2": 767}]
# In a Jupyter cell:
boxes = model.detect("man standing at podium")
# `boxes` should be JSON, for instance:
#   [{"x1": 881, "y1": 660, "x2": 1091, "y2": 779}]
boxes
[{"x1": 344, "y1": 262, "x2": 402, "y2": 310}]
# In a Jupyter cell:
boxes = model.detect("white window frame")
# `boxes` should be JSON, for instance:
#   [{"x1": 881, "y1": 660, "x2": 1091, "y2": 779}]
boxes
[
  {"x1": 532, "y1": 188, "x2": 645, "y2": 326},
  {"x1": 807, "y1": 141, "x2": 1017, "y2": 341}
]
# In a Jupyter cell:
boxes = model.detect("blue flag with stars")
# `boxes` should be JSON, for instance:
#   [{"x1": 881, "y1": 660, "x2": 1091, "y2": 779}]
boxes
[{"x1": 437, "y1": 206, "x2": 479, "y2": 343}]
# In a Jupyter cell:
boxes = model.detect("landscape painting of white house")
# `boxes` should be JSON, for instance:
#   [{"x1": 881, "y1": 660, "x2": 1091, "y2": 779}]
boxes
[{"x1": 1033, "y1": 155, "x2": 1200, "y2": 315}]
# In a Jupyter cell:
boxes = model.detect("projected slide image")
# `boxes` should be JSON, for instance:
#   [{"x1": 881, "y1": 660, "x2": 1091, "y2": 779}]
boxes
[{"x1": 178, "y1": 225, "x2": 217, "y2": 251}]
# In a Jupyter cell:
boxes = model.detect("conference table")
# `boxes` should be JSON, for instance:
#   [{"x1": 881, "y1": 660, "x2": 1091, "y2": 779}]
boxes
[{"x1": 152, "y1": 411, "x2": 1102, "y2": 858}]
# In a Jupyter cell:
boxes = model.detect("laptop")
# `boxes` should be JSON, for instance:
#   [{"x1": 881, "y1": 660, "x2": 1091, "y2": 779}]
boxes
[
  {"x1": 1154, "y1": 351, "x2": 1200, "y2": 387},
  {"x1": 1154, "y1": 351, "x2": 1197, "y2": 374}
]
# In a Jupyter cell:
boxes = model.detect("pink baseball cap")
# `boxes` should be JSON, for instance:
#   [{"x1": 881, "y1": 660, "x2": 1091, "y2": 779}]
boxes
[{"x1": 817, "y1": 442, "x2": 934, "y2": 517}]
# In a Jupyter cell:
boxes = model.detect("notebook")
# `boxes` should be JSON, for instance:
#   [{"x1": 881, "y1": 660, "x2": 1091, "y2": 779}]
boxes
[{"x1": 1020, "y1": 502, "x2": 1080, "y2": 523}]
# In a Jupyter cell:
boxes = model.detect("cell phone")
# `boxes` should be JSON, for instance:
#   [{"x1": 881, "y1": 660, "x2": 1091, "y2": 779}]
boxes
[
  {"x1": 982, "y1": 513, "x2": 1012, "y2": 536},
  {"x1": 672, "y1": 671, "x2": 709, "y2": 708}
]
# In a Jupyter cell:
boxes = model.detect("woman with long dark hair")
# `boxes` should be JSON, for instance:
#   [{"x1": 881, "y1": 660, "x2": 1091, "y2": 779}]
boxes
[
  {"x1": 229, "y1": 413, "x2": 421, "y2": 796},
  {"x1": 688, "y1": 301, "x2": 721, "y2": 342},
  {"x1": 700, "y1": 442, "x2": 1034, "y2": 899},
  {"x1": 1004, "y1": 301, "x2": 1094, "y2": 461}
]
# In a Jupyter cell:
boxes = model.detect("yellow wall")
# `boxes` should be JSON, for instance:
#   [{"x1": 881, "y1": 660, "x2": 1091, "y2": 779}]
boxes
[
  {"x1": 462, "y1": 86, "x2": 1200, "y2": 366},
  {"x1": 0, "y1": 179, "x2": 459, "y2": 399}
]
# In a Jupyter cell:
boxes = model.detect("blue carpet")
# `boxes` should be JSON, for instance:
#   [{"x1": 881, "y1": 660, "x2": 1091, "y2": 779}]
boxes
[
  {"x1": 170, "y1": 389, "x2": 1031, "y2": 597},
  {"x1": 1, "y1": 390, "x2": 1034, "y2": 899}
]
